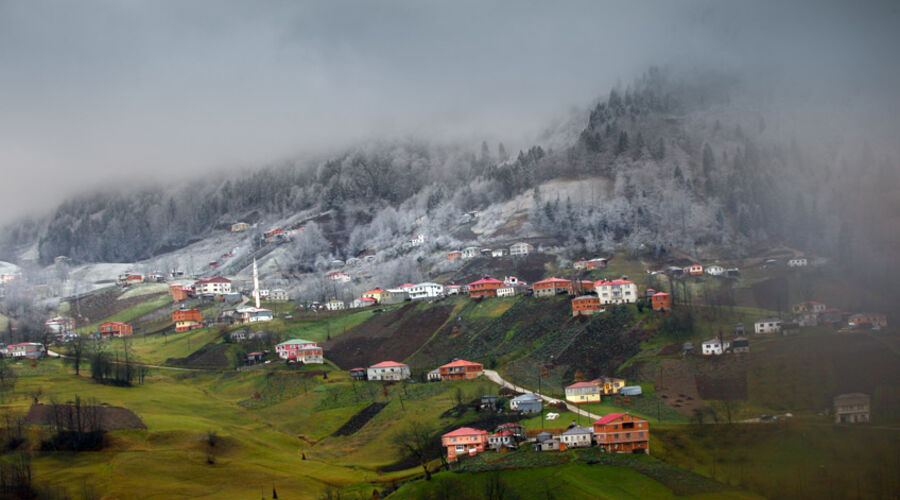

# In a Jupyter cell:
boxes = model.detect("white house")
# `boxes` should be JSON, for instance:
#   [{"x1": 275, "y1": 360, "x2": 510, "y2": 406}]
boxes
[
  {"x1": 194, "y1": 277, "x2": 232, "y2": 295},
  {"x1": 462, "y1": 247, "x2": 480, "y2": 259},
  {"x1": 408, "y1": 282, "x2": 444, "y2": 300},
  {"x1": 558, "y1": 426, "x2": 593, "y2": 448},
  {"x1": 366, "y1": 361, "x2": 411, "y2": 381},
  {"x1": 754, "y1": 318, "x2": 782, "y2": 334},
  {"x1": 45, "y1": 316, "x2": 75, "y2": 334},
  {"x1": 326, "y1": 299, "x2": 346, "y2": 311},
  {"x1": 509, "y1": 242, "x2": 534, "y2": 257},
  {"x1": 787, "y1": 258, "x2": 808, "y2": 268},
  {"x1": 497, "y1": 285, "x2": 526, "y2": 297},
  {"x1": 701, "y1": 338, "x2": 730, "y2": 355},
  {"x1": 269, "y1": 289, "x2": 290, "y2": 302},
  {"x1": 235, "y1": 307, "x2": 273, "y2": 323},
  {"x1": 427, "y1": 369, "x2": 442, "y2": 381},
  {"x1": 351, "y1": 297, "x2": 377, "y2": 308},
  {"x1": 276, "y1": 339, "x2": 323, "y2": 364},
  {"x1": 594, "y1": 279, "x2": 638, "y2": 305},
  {"x1": 705, "y1": 265, "x2": 725, "y2": 276},
  {"x1": 491, "y1": 248, "x2": 508, "y2": 257}
]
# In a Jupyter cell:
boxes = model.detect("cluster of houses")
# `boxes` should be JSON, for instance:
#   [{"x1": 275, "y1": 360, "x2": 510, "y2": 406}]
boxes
[
  {"x1": 748, "y1": 301, "x2": 888, "y2": 338},
  {"x1": 441, "y1": 412, "x2": 650, "y2": 461},
  {"x1": 446, "y1": 242, "x2": 535, "y2": 261},
  {"x1": 650, "y1": 263, "x2": 740, "y2": 278},
  {"x1": 0, "y1": 342, "x2": 45, "y2": 359}
]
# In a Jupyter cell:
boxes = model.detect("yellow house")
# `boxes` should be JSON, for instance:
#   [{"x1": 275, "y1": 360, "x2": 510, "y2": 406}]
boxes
[
  {"x1": 231, "y1": 222, "x2": 250, "y2": 232},
  {"x1": 361, "y1": 288, "x2": 385, "y2": 303},
  {"x1": 565, "y1": 377, "x2": 626, "y2": 403}
]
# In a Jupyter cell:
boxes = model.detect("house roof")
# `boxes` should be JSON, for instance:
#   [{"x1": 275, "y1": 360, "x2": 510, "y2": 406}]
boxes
[
  {"x1": 369, "y1": 361, "x2": 408, "y2": 368},
  {"x1": 561, "y1": 426, "x2": 593, "y2": 435},
  {"x1": 653, "y1": 292, "x2": 670, "y2": 297},
  {"x1": 363, "y1": 288, "x2": 385, "y2": 294},
  {"x1": 350, "y1": 367, "x2": 366, "y2": 371},
  {"x1": 492, "y1": 430, "x2": 516, "y2": 437},
  {"x1": 595, "y1": 279, "x2": 634, "y2": 286},
  {"x1": 572, "y1": 295, "x2": 599, "y2": 302},
  {"x1": 468, "y1": 278, "x2": 503, "y2": 286},
  {"x1": 277, "y1": 339, "x2": 316, "y2": 346},
  {"x1": 593, "y1": 413, "x2": 627, "y2": 425},
  {"x1": 440, "y1": 359, "x2": 482, "y2": 369},
  {"x1": 442, "y1": 427, "x2": 488, "y2": 438},
  {"x1": 565, "y1": 381, "x2": 596, "y2": 389},
  {"x1": 534, "y1": 277, "x2": 571, "y2": 286},
  {"x1": 196, "y1": 276, "x2": 231, "y2": 284}
]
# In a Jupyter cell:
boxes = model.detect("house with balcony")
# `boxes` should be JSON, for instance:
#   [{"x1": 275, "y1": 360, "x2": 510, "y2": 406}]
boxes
[
  {"x1": 98, "y1": 321, "x2": 132, "y2": 338},
  {"x1": 172, "y1": 308, "x2": 203, "y2": 332},
  {"x1": 408, "y1": 282, "x2": 444, "y2": 300},
  {"x1": 438, "y1": 359, "x2": 483, "y2": 380},
  {"x1": 468, "y1": 278, "x2": 503, "y2": 298},
  {"x1": 366, "y1": 361, "x2": 410, "y2": 381},
  {"x1": 509, "y1": 242, "x2": 534, "y2": 256},
  {"x1": 325, "y1": 299, "x2": 346, "y2": 311},
  {"x1": 441, "y1": 427, "x2": 489, "y2": 462},
  {"x1": 194, "y1": 276, "x2": 232, "y2": 295},
  {"x1": 594, "y1": 279, "x2": 637, "y2": 305},
  {"x1": 593, "y1": 413, "x2": 649, "y2": 454},
  {"x1": 834, "y1": 393, "x2": 870, "y2": 424},
  {"x1": 533, "y1": 277, "x2": 572, "y2": 297},
  {"x1": 275, "y1": 339, "x2": 323, "y2": 364}
]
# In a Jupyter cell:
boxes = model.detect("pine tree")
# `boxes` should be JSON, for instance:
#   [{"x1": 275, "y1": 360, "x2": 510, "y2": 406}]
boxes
[{"x1": 616, "y1": 131, "x2": 629, "y2": 156}]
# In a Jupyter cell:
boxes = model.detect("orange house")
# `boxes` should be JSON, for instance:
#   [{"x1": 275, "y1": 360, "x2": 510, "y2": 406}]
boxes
[
  {"x1": 572, "y1": 296, "x2": 603, "y2": 317},
  {"x1": 98, "y1": 321, "x2": 132, "y2": 338},
  {"x1": 651, "y1": 292, "x2": 672, "y2": 311},
  {"x1": 439, "y1": 359, "x2": 483, "y2": 380},
  {"x1": 533, "y1": 277, "x2": 573, "y2": 297},
  {"x1": 467, "y1": 278, "x2": 503, "y2": 298},
  {"x1": 441, "y1": 427, "x2": 489, "y2": 462},
  {"x1": 686, "y1": 264, "x2": 703, "y2": 276},
  {"x1": 169, "y1": 284, "x2": 190, "y2": 302},
  {"x1": 593, "y1": 413, "x2": 649, "y2": 454},
  {"x1": 172, "y1": 308, "x2": 203, "y2": 332},
  {"x1": 447, "y1": 251, "x2": 462, "y2": 261}
]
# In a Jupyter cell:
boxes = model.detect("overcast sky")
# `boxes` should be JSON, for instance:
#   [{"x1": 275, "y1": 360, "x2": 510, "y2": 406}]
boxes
[{"x1": 1, "y1": 0, "x2": 898, "y2": 221}]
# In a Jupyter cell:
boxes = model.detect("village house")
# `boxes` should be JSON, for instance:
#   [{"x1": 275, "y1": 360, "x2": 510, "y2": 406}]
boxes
[
  {"x1": 595, "y1": 279, "x2": 638, "y2": 305},
  {"x1": 326, "y1": 272, "x2": 351, "y2": 283},
  {"x1": 444, "y1": 285, "x2": 462, "y2": 296},
  {"x1": 98, "y1": 321, "x2": 132, "y2": 338},
  {"x1": 754, "y1": 318, "x2": 782, "y2": 334},
  {"x1": 732, "y1": 337, "x2": 750, "y2": 353},
  {"x1": 325, "y1": 299, "x2": 346, "y2": 311},
  {"x1": 169, "y1": 285, "x2": 194, "y2": 302},
  {"x1": 406, "y1": 234, "x2": 425, "y2": 247},
  {"x1": 44, "y1": 316, "x2": 75, "y2": 333},
  {"x1": 7, "y1": 342, "x2": 43, "y2": 359},
  {"x1": 559, "y1": 426, "x2": 593, "y2": 449},
  {"x1": 269, "y1": 289, "x2": 290, "y2": 302},
  {"x1": 532, "y1": 434, "x2": 561, "y2": 452},
  {"x1": 848, "y1": 313, "x2": 888, "y2": 329},
  {"x1": 651, "y1": 292, "x2": 672, "y2": 311},
  {"x1": 275, "y1": 339, "x2": 323, "y2": 364},
  {"x1": 246, "y1": 352, "x2": 264, "y2": 364},
  {"x1": 427, "y1": 369, "x2": 442, "y2": 382},
  {"x1": 509, "y1": 393, "x2": 543, "y2": 413},
  {"x1": 702, "y1": 338, "x2": 730, "y2": 355},
  {"x1": 733, "y1": 323, "x2": 746, "y2": 335},
  {"x1": 705, "y1": 265, "x2": 725, "y2": 276},
  {"x1": 592, "y1": 413, "x2": 649, "y2": 454},
  {"x1": 366, "y1": 361, "x2": 410, "y2": 381},
  {"x1": 446, "y1": 251, "x2": 462, "y2": 261},
  {"x1": 571, "y1": 296, "x2": 603, "y2": 317},
  {"x1": 408, "y1": 282, "x2": 444, "y2": 300},
  {"x1": 194, "y1": 277, "x2": 232, "y2": 295},
  {"x1": 349, "y1": 368, "x2": 367, "y2": 381},
  {"x1": 172, "y1": 308, "x2": 203, "y2": 332},
  {"x1": 576, "y1": 258, "x2": 608, "y2": 270},
  {"x1": 496, "y1": 423, "x2": 526, "y2": 440},
  {"x1": 231, "y1": 222, "x2": 250, "y2": 232},
  {"x1": 497, "y1": 284, "x2": 527, "y2": 297},
  {"x1": 488, "y1": 430, "x2": 518, "y2": 451},
  {"x1": 361, "y1": 288, "x2": 385, "y2": 303},
  {"x1": 441, "y1": 427, "x2": 489, "y2": 462},
  {"x1": 685, "y1": 264, "x2": 704, "y2": 276},
  {"x1": 380, "y1": 288, "x2": 410, "y2": 304},
  {"x1": 234, "y1": 307, "x2": 273, "y2": 323},
  {"x1": 462, "y1": 246, "x2": 480, "y2": 259},
  {"x1": 787, "y1": 257, "x2": 808, "y2": 267},
  {"x1": 439, "y1": 359, "x2": 483, "y2": 380},
  {"x1": 726, "y1": 268, "x2": 741, "y2": 277},
  {"x1": 565, "y1": 377, "x2": 625, "y2": 403},
  {"x1": 491, "y1": 248, "x2": 509, "y2": 257},
  {"x1": 620, "y1": 386, "x2": 643, "y2": 396},
  {"x1": 793, "y1": 301, "x2": 827, "y2": 315},
  {"x1": 351, "y1": 297, "x2": 377, "y2": 308},
  {"x1": 833, "y1": 393, "x2": 870, "y2": 424},
  {"x1": 795, "y1": 312, "x2": 819, "y2": 328},
  {"x1": 509, "y1": 242, "x2": 534, "y2": 257},
  {"x1": 468, "y1": 278, "x2": 503, "y2": 298},
  {"x1": 533, "y1": 277, "x2": 573, "y2": 297},
  {"x1": 480, "y1": 394, "x2": 499, "y2": 410}
]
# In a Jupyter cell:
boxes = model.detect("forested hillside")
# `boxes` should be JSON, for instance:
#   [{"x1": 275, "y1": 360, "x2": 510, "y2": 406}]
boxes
[{"x1": 2, "y1": 68, "x2": 896, "y2": 288}]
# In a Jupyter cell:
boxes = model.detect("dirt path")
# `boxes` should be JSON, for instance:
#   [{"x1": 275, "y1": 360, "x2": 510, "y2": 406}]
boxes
[{"x1": 483, "y1": 369, "x2": 602, "y2": 421}]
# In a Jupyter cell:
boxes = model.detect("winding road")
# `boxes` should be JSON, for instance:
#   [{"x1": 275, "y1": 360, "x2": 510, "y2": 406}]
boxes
[{"x1": 483, "y1": 369, "x2": 602, "y2": 421}]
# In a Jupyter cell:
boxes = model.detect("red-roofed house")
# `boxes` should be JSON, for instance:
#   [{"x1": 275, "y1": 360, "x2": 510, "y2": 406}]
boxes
[
  {"x1": 172, "y1": 308, "x2": 203, "y2": 332},
  {"x1": 362, "y1": 288, "x2": 386, "y2": 302},
  {"x1": 685, "y1": 264, "x2": 703, "y2": 276},
  {"x1": 447, "y1": 251, "x2": 462, "y2": 261},
  {"x1": 468, "y1": 278, "x2": 503, "y2": 298},
  {"x1": 592, "y1": 413, "x2": 649, "y2": 454},
  {"x1": 441, "y1": 427, "x2": 489, "y2": 461},
  {"x1": 651, "y1": 292, "x2": 672, "y2": 311},
  {"x1": 533, "y1": 278, "x2": 573, "y2": 298},
  {"x1": 98, "y1": 321, "x2": 132, "y2": 338},
  {"x1": 366, "y1": 361, "x2": 410, "y2": 381},
  {"x1": 488, "y1": 429, "x2": 518, "y2": 451},
  {"x1": 194, "y1": 277, "x2": 232, "y2": 295},
  {"x1": 439, "y1": 359, "x2": 483, "y2": 380},
  {"x1": 572, "y1": 296, "x2": 603, "y2": 317},
  {"x1": 351, "y1": 297, "x2": 377, "y2": 308},
  {"x1": 565, "y1": 377, "x2": 625, "y2": 403}
]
